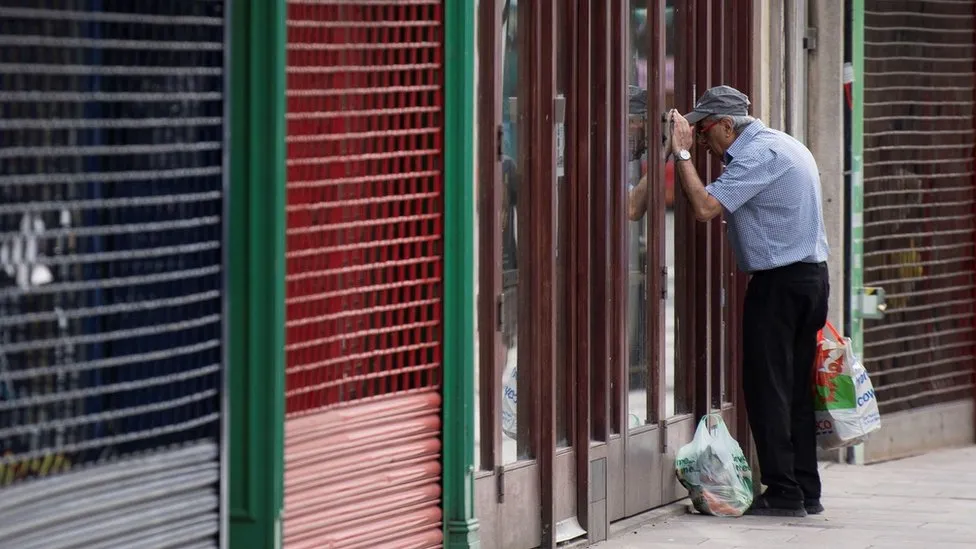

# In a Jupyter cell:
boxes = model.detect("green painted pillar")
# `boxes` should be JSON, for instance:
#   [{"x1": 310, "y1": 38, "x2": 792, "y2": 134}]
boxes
[
  {"x1": 847, "y1": 0, "x2": 866, "y2": 466},
  {"x1": 849, "y1": 0, "x2": 864, "y2": 356},
  {"x1": 442, "y1": 0, "x2": 479, "y2": 547},
  {"x1": 228, "y1": 0, "x2": 287, "y2": 547}
]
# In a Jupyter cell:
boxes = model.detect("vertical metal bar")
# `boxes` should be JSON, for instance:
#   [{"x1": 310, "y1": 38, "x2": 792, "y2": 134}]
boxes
[
  {"x1": 477, "y1": 0, "x2": 504, "y2": 473},
  {"x1": 673, "y1": 0, "x2": 697, "y2": 417},
  {"x1": 590, "y1": 0, "x2": 612, "y2": 442},
  {"x1": 564, "y1": 0, "x2": 579, "y2": 450},
  {"x1": 645, "y1": 0, "x2": 667, "y2": 425},
  {"x1": 724, "y1": 0, "x2": 735, "y2": 92},
  {"x1": 693, "y1": 0, "x2": 713, "y2": 420},
  {"x1": 843, "y1": 0, "x2": 854, "y2": 342},
  {"x1": 535, "y1": 0, "x2": 558, "y2": 544},
  {"x1": 516, "y1": 0, "x2": 537, "y2": 460},
  {"x1": 609, "y1": 0, "x2": 628, "y2": 434},
  {"x1": 769, "y1": 1, "x2": 785, "y2": 130},
  {"x1": 228, "y1": 0, "x2": 286, "y2": 547},
  {"x1": 850, "y1": 0, "x2": 865, "y2": 366},
  {"x1": 727, "y1": 0, "x2": 741, "y2": 422},
  {"x1": 732, "y1": 0, "x2": 754, "y2": 462},
  {"x1": 721, "y1": 0, "x2": 738, "y2": 414},
  {"x1": 574, "y1": 0, "x2": 593, "y2": 532},
  {"x1": 709, "y1": 0, "x2": 726, "y2": 411},
  {"x1": 443, "y1": 0, "x2": 480, "y2": 544},
  {"x1": 847, "y1": 0, "x2": 865, "y2": 465}
]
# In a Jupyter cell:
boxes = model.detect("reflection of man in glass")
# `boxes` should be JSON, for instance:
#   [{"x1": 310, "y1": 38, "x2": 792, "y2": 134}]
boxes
[
  {"x1": 501, "y1": 0, "x2": 518, "y2": 161},
  {"x1": 625, "y1": 87, "x2": 675, "y2": 221},
  {"x1": 627, "y1": 3, "x2": 677, "y2": 219},
  {"x1": 625, "y1": 86, "x2": 649, "y2": 210},
  {"x1": 500, "y1": 154, "x2": 518, "y2": 354},
  {"x1": 498, "y1": 0, "x2": 521, "y2": 449},
  {"x1": 501, "y1": 156, "x2": 518, "y2": 272},
  {"x1": 500, "y1": 154, "x2": 519, "y2": 443},
  {"x1": 500, "y1": 0, "x2": 519, "y2": 354},
  {"x1": 624, "y1": 86, "x2": 648, "y2": 372},
  {"x1": 669, "y1": 85, "x2": 830, "y2": 518}
]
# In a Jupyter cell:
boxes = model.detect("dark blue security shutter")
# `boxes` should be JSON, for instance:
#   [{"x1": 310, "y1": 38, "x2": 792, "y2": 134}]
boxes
[{"x1": 0, "y1": 2, "x2": 226, "y2": 547}]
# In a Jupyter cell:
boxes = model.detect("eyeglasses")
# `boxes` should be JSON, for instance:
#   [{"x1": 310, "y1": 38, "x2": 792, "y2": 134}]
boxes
[{"x1": 696, "y1": 119, "x2": 722, "y2": 141}]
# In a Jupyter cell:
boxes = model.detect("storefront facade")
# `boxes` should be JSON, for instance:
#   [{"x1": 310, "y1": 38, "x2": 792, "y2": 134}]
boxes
[{"x1": 470, "y1": 1, "x2": 755, "y2": 546}]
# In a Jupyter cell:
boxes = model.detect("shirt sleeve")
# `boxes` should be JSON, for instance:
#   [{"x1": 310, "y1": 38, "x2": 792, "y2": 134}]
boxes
[{"x1": 706, "y1": 148, "x2": 783, "y2": 214}]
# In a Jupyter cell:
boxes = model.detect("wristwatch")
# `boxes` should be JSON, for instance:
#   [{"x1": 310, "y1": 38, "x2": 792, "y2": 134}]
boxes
[{"x1": 676, "y1": 149, "x2": 691, "y2": 162}]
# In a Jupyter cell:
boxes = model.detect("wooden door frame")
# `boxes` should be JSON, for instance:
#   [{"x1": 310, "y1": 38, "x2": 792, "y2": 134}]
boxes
[
  {"x1": 601, "y1": 0, "x2": 678, "y2": 524},
  {"x1": 598, "y1": 0, "x2": 757, "y2": 528},
  {"x1": 474, "y1": 1, "x2": 755, "y2": 546},
  {"x1": 607, "y1": 0, "x2": 628, "y2": 521},
  {"x1": 570, "y1": 0, "x2": 594, "y2": 536},
  {"x1": 692, "y1": 0, "x2": 714, "y2": 421},
  {"x1": 589, "y1": 0, "x2": 612, "y2": 448},
  {"x1": 476, "y1": 0, "x2": 504, "y2": 478},
  {"x1": 473, "y1": 1, "x2": 583, "y2": 547},
  {"x1": 531, "y1": 0, "x2": 558, "y2": 545},
  {"x1": 732, "y1": 0, "x2": 754, "y2": 456},
  {"x1": 474, "y1": 1, "x2": 547, "y2": 548}
]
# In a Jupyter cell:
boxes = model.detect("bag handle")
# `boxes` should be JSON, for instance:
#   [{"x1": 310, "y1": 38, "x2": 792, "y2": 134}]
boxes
[
  {"x1": 697, "y1": 412, "x2": 727, "y2": 433},
  {"x1": 814, "y1": 321, "x2": 845, "y2": 374},
  {"x1": 816, "y1": 320, "x2": 842, "y2": 344}
]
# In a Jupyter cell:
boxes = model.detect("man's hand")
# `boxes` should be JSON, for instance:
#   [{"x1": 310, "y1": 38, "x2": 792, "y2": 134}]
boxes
[{"x1": 670, "y1": 109, "x2": 694, "y2": 154}]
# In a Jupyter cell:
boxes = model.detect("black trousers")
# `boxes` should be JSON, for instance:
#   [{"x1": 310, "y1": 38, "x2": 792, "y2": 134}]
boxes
[{"x1": 742, "y1": 261, "x2": 829, "y2": 503}]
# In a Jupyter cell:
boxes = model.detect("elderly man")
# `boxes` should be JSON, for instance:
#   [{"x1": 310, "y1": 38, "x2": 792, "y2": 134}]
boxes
[{"x1": 669, "y1": 85, "x2": 830, "y2": 517}]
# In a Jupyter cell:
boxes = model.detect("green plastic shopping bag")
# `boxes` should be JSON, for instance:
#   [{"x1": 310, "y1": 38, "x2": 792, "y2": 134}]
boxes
[{"x1": 675, "y1": 414, "x2": 754, "y2": 517}]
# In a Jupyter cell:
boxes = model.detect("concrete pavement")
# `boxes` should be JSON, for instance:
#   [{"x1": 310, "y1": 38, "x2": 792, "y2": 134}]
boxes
[{"x1": 595, "y1": 446, "x2": 976, "y2": 549}]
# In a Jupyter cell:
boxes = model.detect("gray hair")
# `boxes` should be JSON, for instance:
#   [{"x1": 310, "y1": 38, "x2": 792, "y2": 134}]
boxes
[{"x1": 707, "y1": 114, "x2": 755, "y2": 135}]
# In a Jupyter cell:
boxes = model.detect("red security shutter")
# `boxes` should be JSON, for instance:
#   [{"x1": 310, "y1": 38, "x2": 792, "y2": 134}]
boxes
[{"x1": 284, "y1": 1, "x2": 445, "y2": 547}]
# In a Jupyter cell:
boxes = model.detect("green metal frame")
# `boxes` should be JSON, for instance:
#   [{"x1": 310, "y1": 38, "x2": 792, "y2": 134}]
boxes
[
  {"x1": 442, "y1": 0, "x2": 479, "y2": 547},
  {"x1": 847, "y1": 0, "x2": 866, "y2": 465},
  {"x1": 228, "y1": 0, "x2": 287, "y2": 547},
  {"x1": 849, "y1": 0, "x2": 864, "y2": 358}
]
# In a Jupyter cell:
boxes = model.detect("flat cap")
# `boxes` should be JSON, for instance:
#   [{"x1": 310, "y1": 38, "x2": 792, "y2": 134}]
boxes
[
  {"x1": 628, "y1": 85, "x2": 647, "y2": 116},
  {"x1": 682, "y1": 85, "x2": 750, "y2": 124}
]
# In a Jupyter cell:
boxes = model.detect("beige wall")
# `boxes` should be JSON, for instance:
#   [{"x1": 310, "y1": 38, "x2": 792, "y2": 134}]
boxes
[
  {"x1": 752, "y1": 0, "x2": 846, "y2": 336},
  {"x1": 751, "y1": 0, "x2": 847, "y2": 463},
  {"x1": 806, "y1": 0, "x2": 846, "y2": 336}
]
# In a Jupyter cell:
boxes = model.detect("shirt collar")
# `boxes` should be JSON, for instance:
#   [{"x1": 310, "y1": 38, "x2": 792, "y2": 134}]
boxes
[{"x1": 723, "y1": 119, "x2": 765, "y2": 164}]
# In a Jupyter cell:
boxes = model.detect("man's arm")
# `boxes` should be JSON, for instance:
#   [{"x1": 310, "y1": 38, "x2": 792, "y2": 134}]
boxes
[
  {"x1": 668, "y1": 109, "x2": 724, "y2": 222},
  {"x1": 627, "y1": 173, "x2": 649, "y2": 221},
  {"x1": 674, "y1": 159, "x2": 723, "y2": 222},
  {"x1": 627, "y1": 154, "x2": 722, "y2": 223}
]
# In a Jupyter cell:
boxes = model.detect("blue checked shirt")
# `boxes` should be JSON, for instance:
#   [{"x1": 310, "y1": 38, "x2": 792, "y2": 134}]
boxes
[{"x1": 706, "y1": 120, "x2": 829, "y2": 273}]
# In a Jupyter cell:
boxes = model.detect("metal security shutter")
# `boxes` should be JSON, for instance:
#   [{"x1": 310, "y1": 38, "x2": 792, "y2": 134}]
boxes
[
  {"x1": 0, "y1": 2, "x2": 225, "y2": 547},
  {"x1": 862, "y1": 2, "x2": 976, "y2": 415},
  {"x1": 284, "y1": 1, "x2": 444, "y2": 548}
]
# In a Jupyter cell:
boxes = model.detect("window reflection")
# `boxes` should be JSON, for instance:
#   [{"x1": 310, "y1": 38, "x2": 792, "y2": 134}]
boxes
[
  {"x1": 554, "y1": 0, "x2": 570, "y2": 449},
  {"x1": 625, "y1": 2, "x2": 678, "y2": 427},
  {"x1": 499, "y1": 0, "x2": 525, "y2": 464}
]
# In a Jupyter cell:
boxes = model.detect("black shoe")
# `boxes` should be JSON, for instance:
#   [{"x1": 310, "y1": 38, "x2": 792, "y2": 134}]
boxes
[
  {"x1": 804, "y1": 499, "x2": 825, "y2": 515},
  {"x1": 745, "y1": 494, "x2": 808, "y2": 517}
]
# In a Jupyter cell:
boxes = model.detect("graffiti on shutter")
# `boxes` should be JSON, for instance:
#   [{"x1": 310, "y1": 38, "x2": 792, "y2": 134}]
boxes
[{"x1": 0, "y1": 3, "x2": 226, "y2": 546}]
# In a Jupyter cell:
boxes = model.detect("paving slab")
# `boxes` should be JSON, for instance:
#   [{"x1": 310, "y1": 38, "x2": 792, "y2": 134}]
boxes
[{"x1": 595, "y1": 446, "x2": 976, "y2": 549}]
